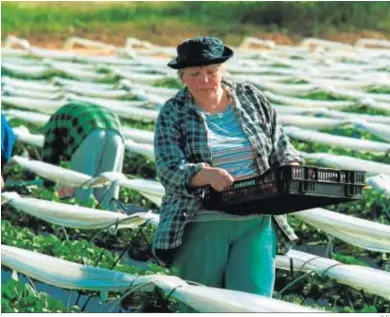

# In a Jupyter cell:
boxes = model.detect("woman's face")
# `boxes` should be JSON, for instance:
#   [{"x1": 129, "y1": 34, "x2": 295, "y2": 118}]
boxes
[{"x1": 181, "y1": 64, "x2": 224, "y2": 100}]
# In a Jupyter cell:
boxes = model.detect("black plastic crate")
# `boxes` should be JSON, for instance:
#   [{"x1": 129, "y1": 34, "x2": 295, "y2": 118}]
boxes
[{"x1": 202, "y1": 166, "x2": 366, "y2": 215}]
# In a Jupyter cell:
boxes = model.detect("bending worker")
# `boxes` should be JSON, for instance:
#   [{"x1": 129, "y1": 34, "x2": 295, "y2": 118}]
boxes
[
  {"x1": 153, "y1": 36, "x2": 303, "y2": 299},
  {"x1": 42, "y1": 101, "x2": 125, "y2": 210}
]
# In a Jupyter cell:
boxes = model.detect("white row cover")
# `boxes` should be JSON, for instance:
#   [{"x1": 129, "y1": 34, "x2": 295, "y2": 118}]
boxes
[
  {"x1": 13, "y1": 126, "x2": 45, "y2": 148},
  {"x1": 250, "y1": 80, "x2": 390, "y2": 100},
  {"x1": 2, "y1": 95, "x2": 159, "y2": 121},
  {"x1": 2, "y1": 95, "x2": 65, "y2": 113},
  {"x1": 3, "y1": 85, "x2": 64, "y2": 100},
  {"x1": 10, "y1": 156, "x2": 164, "y2": 207},
  {"x1": 366, "y1": 174, "x2": 390, "y2": 196},
  {"x1": 11, "y1": 156, "x2": 94, "y2": 187},
  {"x1": 2, "y1": 75, "x2": 61, "y2": 92},
  {"x1": 3, "y1": 77, "x2": 168, "y2": 105},
  {"x1": 284, "y1": 126, "x2": 390, "y2": 154},
  {"x1": 279, "y1": 250, "x2": 390, "y2": 300},
  {"x1": 52, "y1": 76, "x2": 118, "y2": 90},
  {"x1": 1, "y1": 245, "x2": 318, "y2": 312},
  {"x1": 1, "y1": 191, "x2": 158, "y2": 230},
  {"x1": 2, "y1": 227, "x2": 389, "y2": 302},
  {"x1": 312, "y1": 108, "x2": 390, "y2": 124},
  {"x1": 294, "y1": 208, "x2": 390, "y2": 252},
  {"x1": 264, "y1": 91, "x2": 356, "y2": 109},
  {"x1": 125, "y1": 139, "x2": 155, "y2": 161}
]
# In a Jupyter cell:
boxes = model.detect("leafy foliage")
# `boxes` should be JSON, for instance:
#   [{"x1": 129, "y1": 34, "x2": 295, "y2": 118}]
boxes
[{"x1": 2, "y1": 278, "x2": 80, "y2": 313}]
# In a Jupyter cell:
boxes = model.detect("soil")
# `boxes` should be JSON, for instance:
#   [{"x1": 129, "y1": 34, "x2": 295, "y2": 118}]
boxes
[{"x1": 7, "y1": 28, "x2": 390, "y2": 56}]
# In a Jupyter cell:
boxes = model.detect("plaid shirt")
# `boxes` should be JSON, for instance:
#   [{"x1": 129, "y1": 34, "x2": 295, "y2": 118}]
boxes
[
  {"x1": 153, "y1": 79, "x2": 304, "y2": 255},
  {"x1": 42, "y1": 101, "x2": 123, "y2": 165}
]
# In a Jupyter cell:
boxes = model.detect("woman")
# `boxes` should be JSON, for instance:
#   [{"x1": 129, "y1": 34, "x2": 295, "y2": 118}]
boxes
[
  {"x1": 153, "y1": 37, "x2": 303, "y2": 298},
  {"x1": 42, "y1": 101, "x2": 125, "y2": 210}
]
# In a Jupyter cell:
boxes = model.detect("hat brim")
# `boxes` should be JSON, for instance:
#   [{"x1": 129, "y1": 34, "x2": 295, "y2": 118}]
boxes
[{"x1": 167, "y1": 46, "x2": 234, "y2": 69}]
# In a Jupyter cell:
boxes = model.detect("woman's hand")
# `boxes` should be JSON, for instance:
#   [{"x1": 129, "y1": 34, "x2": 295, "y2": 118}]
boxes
[
  {"x1": 190, "y1": 165, "x2": 234, "y2": 192},
  {"x1": 205, "y1": 167, "x2": 235, "y2": 192}
]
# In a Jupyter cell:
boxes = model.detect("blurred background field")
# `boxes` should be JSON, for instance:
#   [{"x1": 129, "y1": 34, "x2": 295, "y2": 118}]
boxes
[{"x1": 2, "y1": 1, "x2": 390, "y2": 48}]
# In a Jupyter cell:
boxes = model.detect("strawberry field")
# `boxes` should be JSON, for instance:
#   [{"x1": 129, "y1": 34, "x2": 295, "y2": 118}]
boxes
[{"x1": 1, "y1": 35, "x2": 390, "y2": 313}]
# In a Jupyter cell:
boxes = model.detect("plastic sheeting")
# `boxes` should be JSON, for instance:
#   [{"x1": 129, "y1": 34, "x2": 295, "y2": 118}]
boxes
[
  {"x1": 122, "y1": 127, "x2": 154, "y2": 144},
  {"x1": 1, "y1": 95, "x2": 65, "y2": 113},
  {"x1": 12, "y1": 156, "x2": 93, "y2": 187},
  {"x1": 52, "y1": 76, "x2": 117, "y2": 90},
  {"x1": 1, "y1": 191, "x2": 156, "y2": 230},
  {"x1": 1, "y1": 245, "x2": 319, "y2": 312},
  {"x1": 279, "y1": 115, "x2": 341, "y2": 129},
  {"x1": 366, "y1": 174, "x2": 390, "y2": 196},
  {"x1": 2, "y1": 62, "x2": 54, "y2": 78},
  {"x1": 3, "y1": 85, "x2": 64, "y2": 100},
  {"x1": 11, "y1": 157, "x2": 164, "y2": 206},
  {"x1": 92, "y1": 172, "x2": 164, "y2": 207},
  {"x1": 125, "y1": 139, "x2": 155, "y2": 161},
  {"x1": 314, "y1": 108, "x2": 390, "y2": 124},
  {"x1": 4, "y1": 109, "x2": 50, "y2": 125},
  {"x1": 2, "y1": 76, "x2": 60, "y2": 92},
  {"x1": 351, "y1": 120, "x2": 390, "y2": 142},
  {"x1": 66, "y1": 94, "x2": 158, "y2": 121},
  {"x1": 285, "y1": 126, "x2": 390, "y2": 153},
  {"x1": 264, "y1": 91, "x2": 356, "y2": 109},
  {"x1": 278, "y1": 250, "x2": 390, "y2": 300},
  {"x1": 294, "y1": 208, "x2": 390, "y2": 252},
  {"x1": 63, "y1": 85, "x2": 131, "y2": 99},
  {"x1": 13, "y1": 126, "x2": 44, "y2": 148}
]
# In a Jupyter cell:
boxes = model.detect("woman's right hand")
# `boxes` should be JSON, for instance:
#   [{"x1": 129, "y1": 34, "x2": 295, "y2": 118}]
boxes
[
  {"x1": 190, "y1": 164, "x2": 234, "y2": 191},
  {"x1": 200, "y1": 166, "x2": 235, "y2": 192}
]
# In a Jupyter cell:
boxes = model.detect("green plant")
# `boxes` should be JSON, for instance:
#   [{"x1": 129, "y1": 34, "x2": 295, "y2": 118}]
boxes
[{"x1": 2, "y1": 278, "x2": 80, "y2": 313}]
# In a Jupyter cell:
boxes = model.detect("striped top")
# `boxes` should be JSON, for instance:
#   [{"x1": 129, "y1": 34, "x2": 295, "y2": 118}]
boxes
[
  {"x1": 194, "y1": 104, "x2": 261, "y2": 222},
  {"x1": 202, "y1": 104, "x2": 259, "y2": 180}
]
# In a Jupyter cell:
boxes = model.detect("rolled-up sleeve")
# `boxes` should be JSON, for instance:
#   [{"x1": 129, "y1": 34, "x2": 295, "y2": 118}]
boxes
[{"x1": 154, "y1": 104, "x2": 204, "y2": 197}]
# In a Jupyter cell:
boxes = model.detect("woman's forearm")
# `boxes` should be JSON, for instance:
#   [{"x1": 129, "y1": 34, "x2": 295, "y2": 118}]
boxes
[{"x1": 190, "y1": 163, "x2": 211, "y2": 187}]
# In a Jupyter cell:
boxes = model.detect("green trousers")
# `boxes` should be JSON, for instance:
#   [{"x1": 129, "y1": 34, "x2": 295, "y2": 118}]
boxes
[{"x1": 172, "y1": 216, "x2": 277, "y2": 311}]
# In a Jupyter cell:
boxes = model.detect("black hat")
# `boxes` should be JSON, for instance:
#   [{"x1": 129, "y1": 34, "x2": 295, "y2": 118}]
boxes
[{"x1": 168, "y1": 36, "x2": 234, "y2": 69}]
